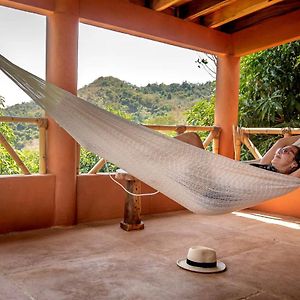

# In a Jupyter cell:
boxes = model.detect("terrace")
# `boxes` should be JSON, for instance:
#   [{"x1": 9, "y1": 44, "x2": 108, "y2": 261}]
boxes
[
  {"x1": 0, "y1": 0, "x2": 300, "y2": 298},
  {"x1": 1, "y1": 209, "x2": 300, "y2": 299}
]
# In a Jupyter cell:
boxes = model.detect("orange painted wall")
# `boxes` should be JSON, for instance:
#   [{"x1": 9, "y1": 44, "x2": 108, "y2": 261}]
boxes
[
  {"x1": 76, "y1": 174, "x2": 184, "y2": 224},
  {"x1": 252, "y1": 188, "x2": 300, "y2": 218},
  {"x1": 0, "y1": 175, "x2": 55, "y2": 234},
  {"x1": 0, "y1": 174, "x2": 299, "y2": 235}
]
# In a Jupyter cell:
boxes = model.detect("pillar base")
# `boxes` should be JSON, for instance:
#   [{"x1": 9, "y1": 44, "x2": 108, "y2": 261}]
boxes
[{"x1": 120, "y1": 221, "x2": 144, "y2": 231}]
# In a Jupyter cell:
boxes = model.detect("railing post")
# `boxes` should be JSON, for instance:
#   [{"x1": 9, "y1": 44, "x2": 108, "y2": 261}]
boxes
[
  {"x1": 38, "y1": 119, "x2": 48, "y2": 174},
  {"x1": 88, "y1": 158, "x2": 106, "y2": 174},
  {"x1": 0, "y1": 132, "x2": 30, "y2": 175},
  {"x1": 232, "y1": 125, "x2": 241, "y2": 161}
]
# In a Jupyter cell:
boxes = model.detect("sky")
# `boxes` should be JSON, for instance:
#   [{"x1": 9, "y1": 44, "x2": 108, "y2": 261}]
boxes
[{"x1": 0, "y1": 5, "x2": 215, "y2": 107}]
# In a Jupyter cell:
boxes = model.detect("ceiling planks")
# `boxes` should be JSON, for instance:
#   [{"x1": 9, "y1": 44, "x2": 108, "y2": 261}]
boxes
[
  {"x1": 151, "y1": 0, "x2": 186, "y2": 11},
  {"x1": 202, "y1": 0, "x2": 285, "y2": 28},
  {"x1": 221, "y1": 0, "x2": 300, "y2": 33},
  {"x1": 180, "y1": 0, "x2": 236, "y2": 21}
]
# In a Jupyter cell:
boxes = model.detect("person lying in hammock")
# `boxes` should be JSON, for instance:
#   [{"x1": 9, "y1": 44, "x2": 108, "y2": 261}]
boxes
[{"x1": 176, "y1": 131, "x2": 300, "y2": 178}]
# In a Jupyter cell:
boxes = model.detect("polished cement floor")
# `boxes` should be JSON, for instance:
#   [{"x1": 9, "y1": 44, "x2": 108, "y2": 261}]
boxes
[{"x1": 0, "y1": 209, "x2": 300, "y2": 300}]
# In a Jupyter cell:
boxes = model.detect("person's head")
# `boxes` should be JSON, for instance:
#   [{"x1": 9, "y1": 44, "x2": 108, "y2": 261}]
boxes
[{"x1": 271, "y1": 145, "x2": 300, "y2": 174}]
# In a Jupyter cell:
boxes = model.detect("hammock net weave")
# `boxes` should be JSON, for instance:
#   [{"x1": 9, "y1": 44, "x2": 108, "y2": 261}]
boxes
[{"x1": 0, "y1": 54, "x2": 299, "y2": 215}]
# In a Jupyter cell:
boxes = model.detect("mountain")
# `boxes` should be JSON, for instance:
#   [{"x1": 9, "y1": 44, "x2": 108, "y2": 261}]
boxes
[
  {"x1": 2, "y1": 76, "x2": 214, "y2": 149},
  {"x1": 78, "y1": 76, "x2": 214, "y2": 122}
]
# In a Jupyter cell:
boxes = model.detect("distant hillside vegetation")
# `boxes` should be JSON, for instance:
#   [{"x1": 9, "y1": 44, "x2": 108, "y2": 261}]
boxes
[
  {"x1": 3, "y1": 76, "x2": 214, "y2": 149},
  {"x1": 78, "y1": 76, "x2": 214, "y2": 122}
]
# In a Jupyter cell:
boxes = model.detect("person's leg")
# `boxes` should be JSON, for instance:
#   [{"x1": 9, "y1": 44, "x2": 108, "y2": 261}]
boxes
[{"x1": 175, "y1": 132, "x2": 204, "y2": 149}]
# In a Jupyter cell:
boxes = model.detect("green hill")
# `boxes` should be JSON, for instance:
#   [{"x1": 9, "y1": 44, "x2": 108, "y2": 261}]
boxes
[
  {"x1": 3, "y1": 76, "x2": 214, "y2": 149},
  {"x1": 78, "y1": 76, "x2": 214, "y2": 122}
]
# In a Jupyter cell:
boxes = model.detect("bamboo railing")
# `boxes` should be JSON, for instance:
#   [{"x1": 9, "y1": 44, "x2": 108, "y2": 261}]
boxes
[
  {"x1": 0, "y1": 116, "x2": 48, "y2": 174},
  {"x1": 87, "y1": 125, "x2": 221, "y2": 174},
  {"x1": 0, "y1": 117, "x2": 221, "y2": 175},
  {"x1": 233, "y1": 126, "x2": 300, "y2": 161}
]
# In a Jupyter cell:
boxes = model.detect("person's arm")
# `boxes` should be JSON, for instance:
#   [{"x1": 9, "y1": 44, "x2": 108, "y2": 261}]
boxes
[
  {"x1": 290, "y1": 168, "x2": 300, "y2": 178},
  {"x1": 260, "y1": 135, "x2": 300, "y2": 164}
]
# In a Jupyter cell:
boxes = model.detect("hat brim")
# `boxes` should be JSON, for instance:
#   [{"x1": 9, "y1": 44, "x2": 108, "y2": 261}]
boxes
[{"x1": 176, "y1": 259, "x2": 226, "y2": 273}]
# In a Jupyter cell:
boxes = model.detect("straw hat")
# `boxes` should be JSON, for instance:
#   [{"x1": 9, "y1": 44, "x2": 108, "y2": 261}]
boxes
[{"x1": 177, "y1": 246, "x2": 226, "y2": 273}]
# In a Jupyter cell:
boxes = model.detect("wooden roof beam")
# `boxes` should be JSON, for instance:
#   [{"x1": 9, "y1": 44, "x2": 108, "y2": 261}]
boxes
[
  {"x1": 151, "y1": 0, "x2": 184, "y2": 11},
  {"x1": 0, "y1": 0, "x2": 54, "y2": 15},
  {"x1": 80, "y1": 0, "x2": 232, "y2": 56},
  {"x1": 232, "y1": 9, "x2": 300, "y2": 56},
  {"x1": 180, "y1": 0, "x2": 236, "y2": 21},
  {"x1": 203, "y1": 0, "x2": 284, "y2": 28}
]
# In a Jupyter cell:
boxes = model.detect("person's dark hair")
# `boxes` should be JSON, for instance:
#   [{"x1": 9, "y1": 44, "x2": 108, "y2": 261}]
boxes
[
  {"x1": 289, "y1": 145, "x2": 300, "y2": 174},
  {"x1": 294, "y1": 146, "x2": 300, "y2": 168}
]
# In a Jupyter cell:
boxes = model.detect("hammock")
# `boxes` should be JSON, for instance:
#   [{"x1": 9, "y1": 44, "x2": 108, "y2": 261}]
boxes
[{"x1": 0, "y1": 54, "x2": 299, "y2": 215}]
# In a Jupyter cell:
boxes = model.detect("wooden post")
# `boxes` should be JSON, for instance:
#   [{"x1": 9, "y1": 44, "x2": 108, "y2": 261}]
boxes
[
  {"x1": 282, "y1": 127, "x2": 292, "y2": 138},
  {"x1": 88, "y1": 158, "x2": 106, "y2": 174},
  {"x1": 38, "y1": 118, "x2": 48, "y2": 174},
  {"x1": 115, "y1": 169, "x2": 144, "y2": 231},
  {"x1": 39, "y1": 126, "x2": 47, "y2": 174},
  {"x1": 242, "y1": 134, "x2": 262, "y2": 160},
  {"x1": 208, "y1": 126, "x2": 221, "y2": 154},
  {"x1": 232, "y1": 125, "x2": 241, "y2": 161},
  {"x1": 175, "y1": 125, "x2": 187, "y2": 135},
  {"x1": 0, "y1": 132, "x2": 30, "y2": 175}
]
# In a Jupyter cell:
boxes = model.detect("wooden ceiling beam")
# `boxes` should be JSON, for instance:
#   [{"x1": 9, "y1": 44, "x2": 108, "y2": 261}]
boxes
[
  {"x1": 221, "y1": 0, "x2": 300, "y2": 33},
  {"x1": 0, "y1": 0, "x2": 54, "y2": 15},
  {"x1": 180, "y1": 0, "x2": 236, "y2": 21},
  {"x1": 203, "y1": 0, "x2": 284, "y2": 28},
  {"x1": 151, "y1": 0, "x2": 184, "y2": 11},
  {"x1": 232, "y1": 9, "x2": 300, "y2": 56},
  {"x1": 80, "y1": 0, "x2": 232, "y2": 56}
]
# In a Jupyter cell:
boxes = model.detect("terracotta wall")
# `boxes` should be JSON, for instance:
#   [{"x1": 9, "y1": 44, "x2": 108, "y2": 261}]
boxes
[
  {"x1": 0, "y1": 175, "x2": 55, "y2": 234},
  {"x1": 252, "y1": 188, "x2": 300, "y2": 218},
  {"x1": 0, "y1": 174, "x2": 299, "y2": 235},
  {"x1": 76, "y1": 174, "x2": 184, "y2": 224}
]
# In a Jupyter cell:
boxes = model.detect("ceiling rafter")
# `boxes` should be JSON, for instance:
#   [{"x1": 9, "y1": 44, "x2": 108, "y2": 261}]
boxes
[
  {"x1": 151, "y1": 0, "x2": 185, "y2": 11},
  {"x1": 221, "y1": 0, "x2": 300, "y2": 33},
  {"x1": 180, "y1": 0, "x2": 236, "y2": 21},
  {"x1": 202, "y1": 0, "x2": 285, "y2": 28}
]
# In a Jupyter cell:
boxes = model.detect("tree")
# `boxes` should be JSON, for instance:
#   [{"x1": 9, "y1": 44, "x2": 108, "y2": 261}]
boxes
[
  {"x1": 238, "y1": 41, "x2": 300, "y2": 159},
  {"x1": 184, "y1": 97, "x2": 215, "y2": 144},
  {"x1": 0, "y1": 96, "x2": 20, "y2": 174},
  {"x1": 188, "y1": 41, "x2": 300, "y2": 159},
  {"x1": 195, "y1": 53, "x2": 217, "y2": 79},
  {"x1": 239, "y1": 41, "x2": 300, "y2": 128}
]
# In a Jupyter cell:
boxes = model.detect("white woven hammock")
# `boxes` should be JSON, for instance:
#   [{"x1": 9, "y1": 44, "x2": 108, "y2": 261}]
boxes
[{"x1": 1, "y1": 54, "x2": 299, "y2": 215}]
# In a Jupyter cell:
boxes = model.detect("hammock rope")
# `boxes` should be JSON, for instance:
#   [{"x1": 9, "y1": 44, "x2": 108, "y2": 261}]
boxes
[{"x1": 0, "y1": 54, "x2": 299, "y2": 215}]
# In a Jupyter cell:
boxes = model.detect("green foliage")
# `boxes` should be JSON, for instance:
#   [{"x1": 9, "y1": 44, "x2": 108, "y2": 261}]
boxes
[
  {"x1": 239, "y1": 41, "x2": 300, "y2": 128},
  {"x1": 104, "y1": 104, "x2": 133, "y2": 121},
  {"x1": 0, "y1": 96, "x2": 18, "y2": 174},
  {"x1": 78, "y1": 76, "x2": 214, "y2": 123},
  {"x1": 79, "y1": 148, "x2": 119, "y2": 174},
  {"x1": 4, "y1": 101, "x2": 43, "y2": 150},
  {"x1": 184, "y1": 97, "x2": 215, "y2": 146},
  {"x1": 0, "y1": 97, "x2": 40, "y2": 174},
  {"x1": 239, "y1": 40, "x2": 300, "y2": 159},
  {"x1": 19, "y1": 150, "x2": 39, "y2": 173},
  {"x1": 185, "y1": 97, "x2": 215, "y2": 126},
  {"x1": 79, "y1": 147, "x2": 100, "y2": 174}
]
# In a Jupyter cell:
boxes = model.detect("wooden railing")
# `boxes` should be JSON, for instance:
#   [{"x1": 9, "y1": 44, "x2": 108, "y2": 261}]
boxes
[
  {"x1": 0, "y1": 116, "x2": 48, "y2": 174},
  {"x1": 233, "y1": 126, "x2": 300, "y2": 161},
  {"x1": 87, "y1": 125, "x2": 221, "y2": 174},
  {"x1": 0, "y1": 117, "x2": 221, "y2": 175}
]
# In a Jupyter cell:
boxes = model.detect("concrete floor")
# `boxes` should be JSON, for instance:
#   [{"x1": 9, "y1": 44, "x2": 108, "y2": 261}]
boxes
[{"x1": 0, "y1": 209, "x2": 300, "y2": 300}]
